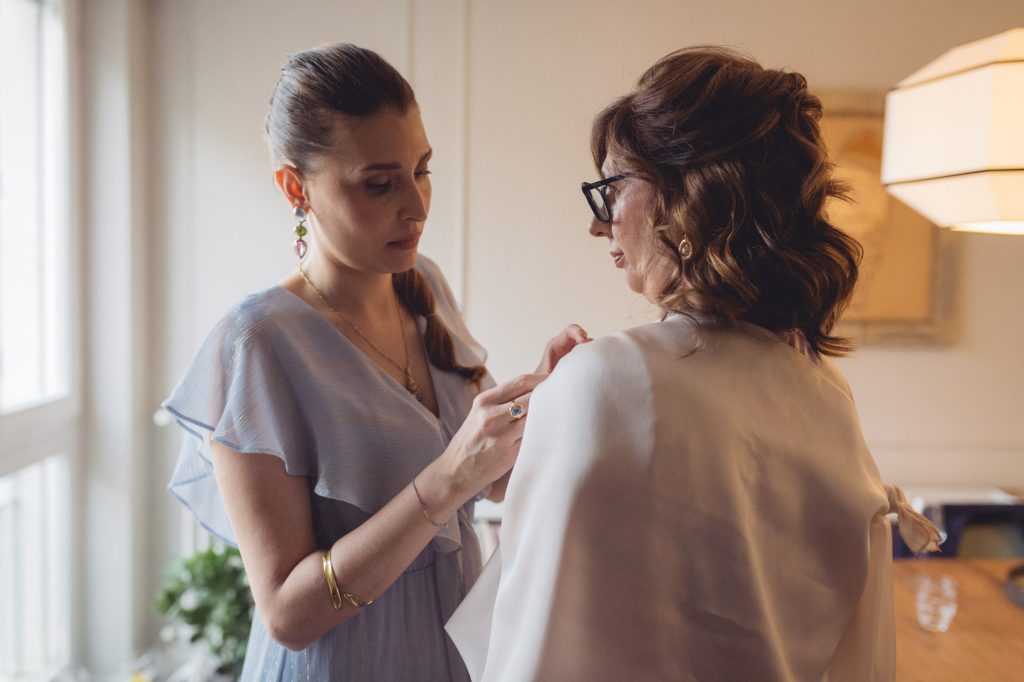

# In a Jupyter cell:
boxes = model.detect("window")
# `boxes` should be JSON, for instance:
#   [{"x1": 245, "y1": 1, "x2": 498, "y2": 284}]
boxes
[
  {"x1": 0, "y1": 0, "x2": 70, "y2": 412},
  {"x1": 0, "y1": 0, "x2": 75, "y2": 677},
  {"x1": 0, "y1": 455, "x2": 69, "y2": 678}
]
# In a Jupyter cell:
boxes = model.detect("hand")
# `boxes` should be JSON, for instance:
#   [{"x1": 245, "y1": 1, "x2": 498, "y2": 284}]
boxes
[
  {"x1": 438, "y1": 373, "x2": 548, "y2": 503},
  {"x1": 536, "y1": 324, "x2": 591, "y2": 373}
]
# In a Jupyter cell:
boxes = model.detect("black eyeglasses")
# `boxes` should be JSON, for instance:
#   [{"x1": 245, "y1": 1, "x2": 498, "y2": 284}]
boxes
[{"x1": 581, "y1": 173, "x2": 631, "y2": 223}]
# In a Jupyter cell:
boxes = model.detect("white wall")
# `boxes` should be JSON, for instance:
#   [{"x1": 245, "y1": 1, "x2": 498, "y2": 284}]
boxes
[
  {"x1": 150, "y1": 0, "x2": 1023, "y2": 496},
  {"x1": 78, "y1": 0, "x2": 152, "y2": 671},
  {"x1": 142, "y1": 0, "x2": 1024, "y2": 616}
]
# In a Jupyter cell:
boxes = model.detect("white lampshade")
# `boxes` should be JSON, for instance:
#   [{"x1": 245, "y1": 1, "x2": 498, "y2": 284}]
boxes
[{"x1": 882, "y1": 28, "x2": 1024, "y2": 235}]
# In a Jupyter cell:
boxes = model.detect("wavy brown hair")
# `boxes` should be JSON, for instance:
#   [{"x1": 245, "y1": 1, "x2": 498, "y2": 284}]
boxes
[
  {"x1": 592, "y1": 47, "x2": 862, "y2": 356},
  {"x1": 266, "y1": 43, "x2": 485, "y2": 383}
]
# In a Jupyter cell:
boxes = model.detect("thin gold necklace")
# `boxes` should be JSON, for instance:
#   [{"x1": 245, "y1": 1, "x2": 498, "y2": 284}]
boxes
[{"x1": 299, "y1": 266, "x2": 424, "y2": 402}]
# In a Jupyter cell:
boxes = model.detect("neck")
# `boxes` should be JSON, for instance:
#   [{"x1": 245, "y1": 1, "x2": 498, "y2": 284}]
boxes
[{"x1": 301, "y1": 254, "x2": 397, "y2": 319}]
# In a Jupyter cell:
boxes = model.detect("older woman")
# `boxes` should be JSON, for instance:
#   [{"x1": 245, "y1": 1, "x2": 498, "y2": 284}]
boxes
[{"x1": 447, "y1": 47, "x2": 939, "y2": 682}]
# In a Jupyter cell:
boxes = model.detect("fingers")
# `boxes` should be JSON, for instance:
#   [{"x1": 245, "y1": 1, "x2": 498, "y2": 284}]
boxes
[
  {"x1": 537, "y1": 324, "x2": 593, "y2": 374},
  {"x1": 479, "y1": 372, "x2": 548, "y2": 405},
  {"x1": 478, "y1": 391, "x2": 532, "y2": 445},
  {"x1": 514, "y1": 391, "x2": 532, "y2": 411},
  {"x1": 506, "y1": 408, "x2": 529, "y2": 441},
  {"x1": 564, "y1": 323, "x2": 592, "y2": 343},
  {"x1": 506, "y1": 391, "x2": 532, "y2": 424}
]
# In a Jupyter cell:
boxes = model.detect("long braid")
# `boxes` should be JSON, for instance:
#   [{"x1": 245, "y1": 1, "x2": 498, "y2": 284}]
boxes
[{"x1": 393, "y1": 270, "x2": 487, "y2": 385}]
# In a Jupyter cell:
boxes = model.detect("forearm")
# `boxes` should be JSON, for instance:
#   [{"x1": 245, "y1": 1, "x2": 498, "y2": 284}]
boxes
[
  {"x1": 265, "y1": 457, "x2": 468, "y2": 649},
  {"x1": 231, "y1": 374, "x2": 543, "y2": 651},
  {"x1": 486, "y1": 469, "x2": 512, "y2": 502}
]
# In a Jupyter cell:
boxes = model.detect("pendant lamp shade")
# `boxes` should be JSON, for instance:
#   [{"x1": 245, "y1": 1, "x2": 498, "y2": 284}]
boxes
[{"x1": 881, "y1": 28, "x2": 1024, "y2": 235}]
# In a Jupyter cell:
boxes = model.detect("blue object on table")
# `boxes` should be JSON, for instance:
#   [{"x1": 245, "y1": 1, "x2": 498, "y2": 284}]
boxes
[{"x1": 895, "y1": 504, "x2": 1024, "y2": 559}]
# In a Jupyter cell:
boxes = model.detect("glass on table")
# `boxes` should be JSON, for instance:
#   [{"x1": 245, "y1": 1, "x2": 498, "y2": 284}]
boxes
[{"x1": 914, "y1": 574, "x2": 958, "y2": 632}]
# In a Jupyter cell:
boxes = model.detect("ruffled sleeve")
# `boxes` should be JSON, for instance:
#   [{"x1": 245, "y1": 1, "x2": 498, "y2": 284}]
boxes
[{"x1": 163, "y1": 304, "x2": 312, "y2": 546}]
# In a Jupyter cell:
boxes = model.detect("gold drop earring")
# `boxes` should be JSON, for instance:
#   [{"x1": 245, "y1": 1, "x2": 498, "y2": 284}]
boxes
[{"x1": 678, "y1": 235, "x2": 693, "y2": 261}]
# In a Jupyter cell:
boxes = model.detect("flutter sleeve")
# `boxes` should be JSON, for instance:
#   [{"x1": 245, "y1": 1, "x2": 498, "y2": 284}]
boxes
[{"x1": 163, "y1": 307, "x2": 312, "y2": 546}]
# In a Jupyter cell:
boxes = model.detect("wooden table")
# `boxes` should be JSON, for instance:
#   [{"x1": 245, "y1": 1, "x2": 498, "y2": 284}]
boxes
[{"x1": 894, "y1": 558, "x2": 1024, "y2": 681}]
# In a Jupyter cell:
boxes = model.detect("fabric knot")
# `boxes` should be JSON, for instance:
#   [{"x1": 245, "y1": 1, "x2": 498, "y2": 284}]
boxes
[{"x1": 884, "y1": 484, "x2": 943, "y2": 553}]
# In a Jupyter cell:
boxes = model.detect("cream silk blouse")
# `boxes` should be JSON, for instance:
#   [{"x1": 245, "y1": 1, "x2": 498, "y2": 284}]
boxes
[{"x1": 447, "y1": 315, "x2": 939, "y2": 682}]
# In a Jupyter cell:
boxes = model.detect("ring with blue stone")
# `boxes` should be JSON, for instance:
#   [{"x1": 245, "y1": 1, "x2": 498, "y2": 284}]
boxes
[{"x1": 508, "y1": 400, "x2": 526, "y2": 421}]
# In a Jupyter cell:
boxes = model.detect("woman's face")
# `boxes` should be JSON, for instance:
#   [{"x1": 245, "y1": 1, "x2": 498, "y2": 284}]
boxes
[
  {"x1": 299, "y1": 106, "x2": 432, "y2": 274},
  {"x1": 588, "y1": 156, "x2": 674, "y2": 297}
]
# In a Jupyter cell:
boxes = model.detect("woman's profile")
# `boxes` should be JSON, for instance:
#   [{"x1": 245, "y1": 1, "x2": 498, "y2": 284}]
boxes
[{"x1": 447, "y1": 46, "x2": 940, "y2": 682}]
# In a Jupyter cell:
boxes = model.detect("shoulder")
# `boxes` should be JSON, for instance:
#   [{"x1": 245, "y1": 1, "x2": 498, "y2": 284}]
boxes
[
  {"x1": 413, "y1": 253, "x2": 447, "y2": 290},
  {"x1": 413, "y1": 253, "x2": 457, "y2": 306},
  {"x1": 513, "y1": 325, "x2": 663, "y2": 488},
  {"x1": 193, "y1": 287, "x2": 312, "y2": 370},
  {"x1": 817, "y1": 355, "x2": 856, "y2": 404},
  {"x1": 414, "y1": 252, "x2": 444, "y2": 280},
  {"x1": 412, "y1": 253, "x2": 488, "y2": 364},
  {"x1": 533, "y1": 320, "x2": 674, "y2": 416},
  {"x1": 164, "y1": 288, "x2": 299, "y2": 417},
  {"x1": 548, "y1": 316, "x2": 701, "y2": 389},
  {"x1": 214, "y1": 286, "x2": 308, "y2": 340},
  {"x1": 229, "y1": 286, "x2": 297, "y2": 331}
]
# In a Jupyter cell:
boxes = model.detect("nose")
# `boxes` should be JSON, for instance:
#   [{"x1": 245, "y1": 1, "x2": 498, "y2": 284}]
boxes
[
  {"x1": 588, "y1": 214, "x2": 609, "y2": 238},
  {"x1": 401, "y1": 176, "x2": 430, "y2": 222}
]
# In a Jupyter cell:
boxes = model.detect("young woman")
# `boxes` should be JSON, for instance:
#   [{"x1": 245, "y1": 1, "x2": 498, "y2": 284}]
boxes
[
  {"x1": 164, "y1": 44, "x2": 587, "y2": 680},
  {"x1": 447, "y1": 47, "x2": 940, "y2": 682}
]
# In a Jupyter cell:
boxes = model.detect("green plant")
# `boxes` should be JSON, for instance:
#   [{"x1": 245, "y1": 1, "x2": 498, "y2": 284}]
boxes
[{"x1": 155, "y1": 545, "x2": 254, "y2": 678}]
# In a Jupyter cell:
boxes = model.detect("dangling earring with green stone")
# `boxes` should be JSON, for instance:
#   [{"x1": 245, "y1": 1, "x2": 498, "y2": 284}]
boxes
[{"x1": 293, "y1": 206, "x2": 309, "y2": 259}]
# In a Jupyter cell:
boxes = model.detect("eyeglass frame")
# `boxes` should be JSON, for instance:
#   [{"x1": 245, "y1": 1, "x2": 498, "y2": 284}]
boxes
[{"x1": 581, "y1": 173, "x2": 632, "y2": 223}]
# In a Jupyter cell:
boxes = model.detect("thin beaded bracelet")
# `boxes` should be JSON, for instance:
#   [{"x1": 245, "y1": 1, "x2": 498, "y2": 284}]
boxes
[{"x1": 412, "y1": 476, "x2": 445, "y2": 528}]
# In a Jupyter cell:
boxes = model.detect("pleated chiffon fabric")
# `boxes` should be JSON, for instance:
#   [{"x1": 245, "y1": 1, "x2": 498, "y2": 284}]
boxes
[
  {"x1": 164, "y1": 255, "x2": 490, "y2": 681},
  {"x1": 448, "y1": 315, "x2": 905, "y2": 682}
]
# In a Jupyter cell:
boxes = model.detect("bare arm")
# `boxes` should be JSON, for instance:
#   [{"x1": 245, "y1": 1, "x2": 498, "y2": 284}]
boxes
[
  {"x1": 213, "y1": 373, "x2": 546, "y2": 651},
  {"x1": 486, "y1": 469, "x2": 512, "y2": 502}
]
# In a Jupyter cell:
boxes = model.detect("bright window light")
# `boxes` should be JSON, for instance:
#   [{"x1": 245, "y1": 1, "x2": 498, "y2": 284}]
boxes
[
  {"x1": 0, "y1": 454, "x2": 70, "y2": 678},
  {"x1": 0, "y1": 0, "x2": 73, "y2": 677},
  {"x1": 0, "y1": 0, "x2": 71, "y2": 414}
]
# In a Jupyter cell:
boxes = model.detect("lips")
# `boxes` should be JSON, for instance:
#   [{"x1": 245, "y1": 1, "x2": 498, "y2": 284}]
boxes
[
  {"x1": 388, "y1": 234, "x2": 421, "y2": 251},
  {"x1": 610, "y1": 251, "x2": 625, "y2": 267}
]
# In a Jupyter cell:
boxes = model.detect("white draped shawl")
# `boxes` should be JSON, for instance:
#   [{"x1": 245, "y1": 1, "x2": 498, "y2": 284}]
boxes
[{"x1": 448, "y1": 316, "x2": 936, "y2": 682}]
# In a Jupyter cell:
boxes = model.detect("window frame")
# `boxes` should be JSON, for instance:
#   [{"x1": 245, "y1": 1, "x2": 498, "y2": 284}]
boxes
[
  {"x1": 0, "y1": 0, "x2": 81, "y2": 436},
  {"x1": 0, "y1": 0, "x2": 81, "y2": 676}
]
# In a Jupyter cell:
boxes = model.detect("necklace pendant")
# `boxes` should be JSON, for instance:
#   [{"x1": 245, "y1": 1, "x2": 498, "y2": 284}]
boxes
[{"x1": 405, "y1": 370, "x2": 424, "y2": 403}]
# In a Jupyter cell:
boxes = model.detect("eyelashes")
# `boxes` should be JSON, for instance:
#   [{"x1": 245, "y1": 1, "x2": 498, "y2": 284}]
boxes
[{"x1": 366, "y1": 170, "x2": 432, "y2": 195}]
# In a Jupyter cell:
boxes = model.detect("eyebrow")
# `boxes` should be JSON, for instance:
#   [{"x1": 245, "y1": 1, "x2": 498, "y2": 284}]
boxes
[{"x1": 360, "y1": 149, "x2": 433, "y2": 172}]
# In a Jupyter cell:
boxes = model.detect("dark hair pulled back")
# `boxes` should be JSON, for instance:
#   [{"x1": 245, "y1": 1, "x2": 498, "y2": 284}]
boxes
[
  {"x1": 592, "y1": 46, "x2": 863, "y2": 356},
  {"x1": 267, "y1": 43, "x2": 485, "y2": 383}
]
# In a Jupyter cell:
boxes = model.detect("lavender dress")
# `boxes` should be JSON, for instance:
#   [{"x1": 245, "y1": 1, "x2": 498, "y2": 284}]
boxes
[{"x1": 164, "y1": 256, "x2": 490, "y2": 681}]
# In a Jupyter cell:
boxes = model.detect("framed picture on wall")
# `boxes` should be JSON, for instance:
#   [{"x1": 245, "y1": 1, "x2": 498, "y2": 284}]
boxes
[{"x1": 819, "y1": 91, "x2": 958, "y2": 346}]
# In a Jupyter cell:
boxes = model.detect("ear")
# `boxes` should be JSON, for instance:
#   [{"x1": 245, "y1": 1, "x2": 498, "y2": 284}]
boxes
[{"x1": 274, "y1": 165, "x2": 309, "y2": 210}]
